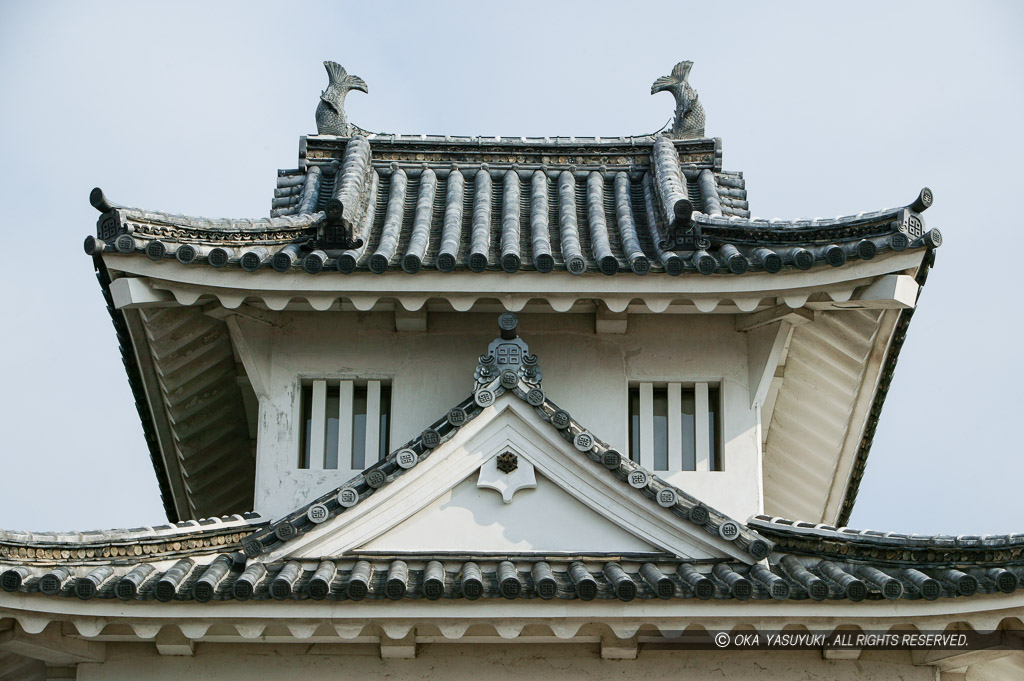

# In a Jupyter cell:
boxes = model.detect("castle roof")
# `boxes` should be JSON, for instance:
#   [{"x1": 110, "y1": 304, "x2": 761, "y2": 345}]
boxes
[{"x1": 86, "y1": 133, "x2": 936, "y2": 279}]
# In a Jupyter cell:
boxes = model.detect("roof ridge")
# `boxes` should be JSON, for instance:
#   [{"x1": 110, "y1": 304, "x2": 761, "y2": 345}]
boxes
[
  {"x1": 0, "y1": 513, "x2": 264, "y2": 546},
  {"x1": 750, "y1": 515, "x2": 1024, "y2": 552}
]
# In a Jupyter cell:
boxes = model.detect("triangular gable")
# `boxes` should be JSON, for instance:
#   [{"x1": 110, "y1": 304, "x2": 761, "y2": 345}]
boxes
[
  {"x1": 277, "y1": 399, "x2": 728, "y2": 560},
  {"x1": 360, "y1": 473, "x2": 663, "y2": 554},
  {"x1": 242, "y1": 315, "x2": 773, "y2": 565}
]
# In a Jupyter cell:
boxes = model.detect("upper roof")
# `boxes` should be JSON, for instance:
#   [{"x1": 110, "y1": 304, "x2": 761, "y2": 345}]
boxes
[
  {"x1": 86, "y1": 134, "x2": 937, "y2": 279},
  {"x1": 83, "y1": 60, "x2": 940, "y2": 281}
]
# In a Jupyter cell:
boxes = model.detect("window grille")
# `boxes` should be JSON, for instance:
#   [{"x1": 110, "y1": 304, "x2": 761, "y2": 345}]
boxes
[
  {"x1": 299, "y1": 380, "x2": 391, "y2": 471},
  {"x1": 628, "y1": 382, "x2": 720, "y2": 471}
]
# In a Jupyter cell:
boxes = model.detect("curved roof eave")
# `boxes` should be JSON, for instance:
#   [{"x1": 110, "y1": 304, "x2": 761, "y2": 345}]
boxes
[{"x1": 100, "y1": 248, "x2": 930, "y2": 315}]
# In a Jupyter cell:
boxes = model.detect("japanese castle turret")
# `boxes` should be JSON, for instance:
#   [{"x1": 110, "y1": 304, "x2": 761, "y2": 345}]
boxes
[{"x1": 1, "y1": 61, "x2": 1020, "y2": 681}]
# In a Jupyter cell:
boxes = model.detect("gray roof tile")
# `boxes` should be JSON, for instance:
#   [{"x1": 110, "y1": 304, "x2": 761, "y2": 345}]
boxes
[
  {"x1": 3, "y1": 555, "x2": 1018, "y2": 603},
  {"x1": 85, "y1": 137, "x2": 939, "y2": 276}
]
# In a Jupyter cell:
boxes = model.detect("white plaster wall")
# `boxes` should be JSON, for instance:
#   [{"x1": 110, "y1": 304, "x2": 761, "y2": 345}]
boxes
[
  {"x1": 245, "y1": 311, "x2": 761, "y2": 523},
  {"x1": 77, "y1": 644, "x2": 938, "y2": 681}
]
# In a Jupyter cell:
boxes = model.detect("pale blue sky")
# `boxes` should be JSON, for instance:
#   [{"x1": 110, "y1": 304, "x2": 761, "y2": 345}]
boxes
[{"x1": 1, "y1": 1, "x2": 1021, "y2": 534}]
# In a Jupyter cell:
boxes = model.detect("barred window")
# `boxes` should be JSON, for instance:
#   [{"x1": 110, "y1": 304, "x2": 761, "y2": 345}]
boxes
[
  {"x1": 299, "y1": 379, "x2": 391, "y2": 471},
  {"x1": 628, "y1": 382, "x2": 721, "y2": 471}
]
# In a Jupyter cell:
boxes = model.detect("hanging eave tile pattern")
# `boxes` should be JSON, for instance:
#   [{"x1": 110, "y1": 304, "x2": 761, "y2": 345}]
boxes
[{"x1": 84, "y1": 135, "x2": 940, "y2": 278}]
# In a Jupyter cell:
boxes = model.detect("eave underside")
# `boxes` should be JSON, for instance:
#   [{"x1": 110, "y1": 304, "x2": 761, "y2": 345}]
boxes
[
  {"x1": 121, "y1": 303, "x2": 254, "y2": 521},
  {"x1": 763, "y1": 307, "x2": 897, "y2": 524}
]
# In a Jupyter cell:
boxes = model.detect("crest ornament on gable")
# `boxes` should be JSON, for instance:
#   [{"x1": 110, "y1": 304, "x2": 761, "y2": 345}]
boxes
[
  {"x1": 473, "y1": 313, "x2": 542, "y2": 406},
  {"x1": 496, "y1": 451, "x2": 518, "y2": 473},
  {"x1": 477, "y1": 447, "x2": 537, "y2": 504}
]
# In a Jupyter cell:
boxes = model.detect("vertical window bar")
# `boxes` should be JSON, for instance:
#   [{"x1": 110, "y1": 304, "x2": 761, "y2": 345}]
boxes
[
  {"x1": 680, "y1": 389, "x2": 696, "y2": 471},
  {"x1": 299, "y1": 385, "x2": 313, "y2": 469},
  {"x1": 652, "y1": 387, "x2": 669, "y2": 471},
  {"x1": 708, "y1": 386, "x2": 721, "y2": 471},
  {"x1": 378, "y1": 386, "x2": 391, "y2": 462},
  {"x1": 325, "y1": 386, "x2": 340, "y2": 469},
  {"x1": 365, "y1": 380, "x2": 382, "y2": 466},
  {"x1": 639, "y1": 382, "x2": 654, "y2": 470},
  {"x1": 351, "y1": 387, "x2": 367, "y2": 470},
  {"x1": 694, "y1": 382, "x2": 710, "y2": 472},
  {"x1": 628, "y1": 387, "x2": 640, "y2": 463},
  {"x1": 337, "y1": 380, "x2": 353, "y2": 470},
  {"x1": 309, "y1": 379, "x2": 327, "y2": 470},
  {"x1": 666, "y1": 382, "x2": 683, "y2": 471}
]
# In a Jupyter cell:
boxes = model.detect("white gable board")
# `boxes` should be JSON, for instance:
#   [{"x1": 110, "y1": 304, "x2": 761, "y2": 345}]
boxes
[{"x1": 361, "y1": 473, "x2": 665, "y2": 554}]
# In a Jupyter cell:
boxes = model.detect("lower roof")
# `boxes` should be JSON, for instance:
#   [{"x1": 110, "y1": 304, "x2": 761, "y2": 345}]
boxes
[{"x1": 1, "y1": 523, "x2": 1020, "y2": 605}]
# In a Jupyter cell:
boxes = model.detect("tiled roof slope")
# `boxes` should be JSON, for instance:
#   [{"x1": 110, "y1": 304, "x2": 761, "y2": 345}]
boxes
[
  {"x1": 750, "y1": 515, "x2": 1024, "y2": 567},
  {"x1": 2, "y1": 546, "x2": 1020, "y2": 604},
  {"x1": 1, "y1": 509, "x2": 1019, "y2": 604},
  {"x1": 3, "y1": 503, "x2": 1017, "y2": 604},
  {"x1": 84, "y1": 135, "x2": 940, "y2": 277},
  {"x1": 0, "y1": 514, "x2": 262, "y2": 566}
]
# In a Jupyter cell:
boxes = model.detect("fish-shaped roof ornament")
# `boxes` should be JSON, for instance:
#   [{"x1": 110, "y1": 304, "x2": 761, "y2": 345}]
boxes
[
  {"x1": 652, "y1": 61, "x2": 706, "y2": 139},
  {"x1": 315, "y1": 61, "x2": 368, "y2": 136}
]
